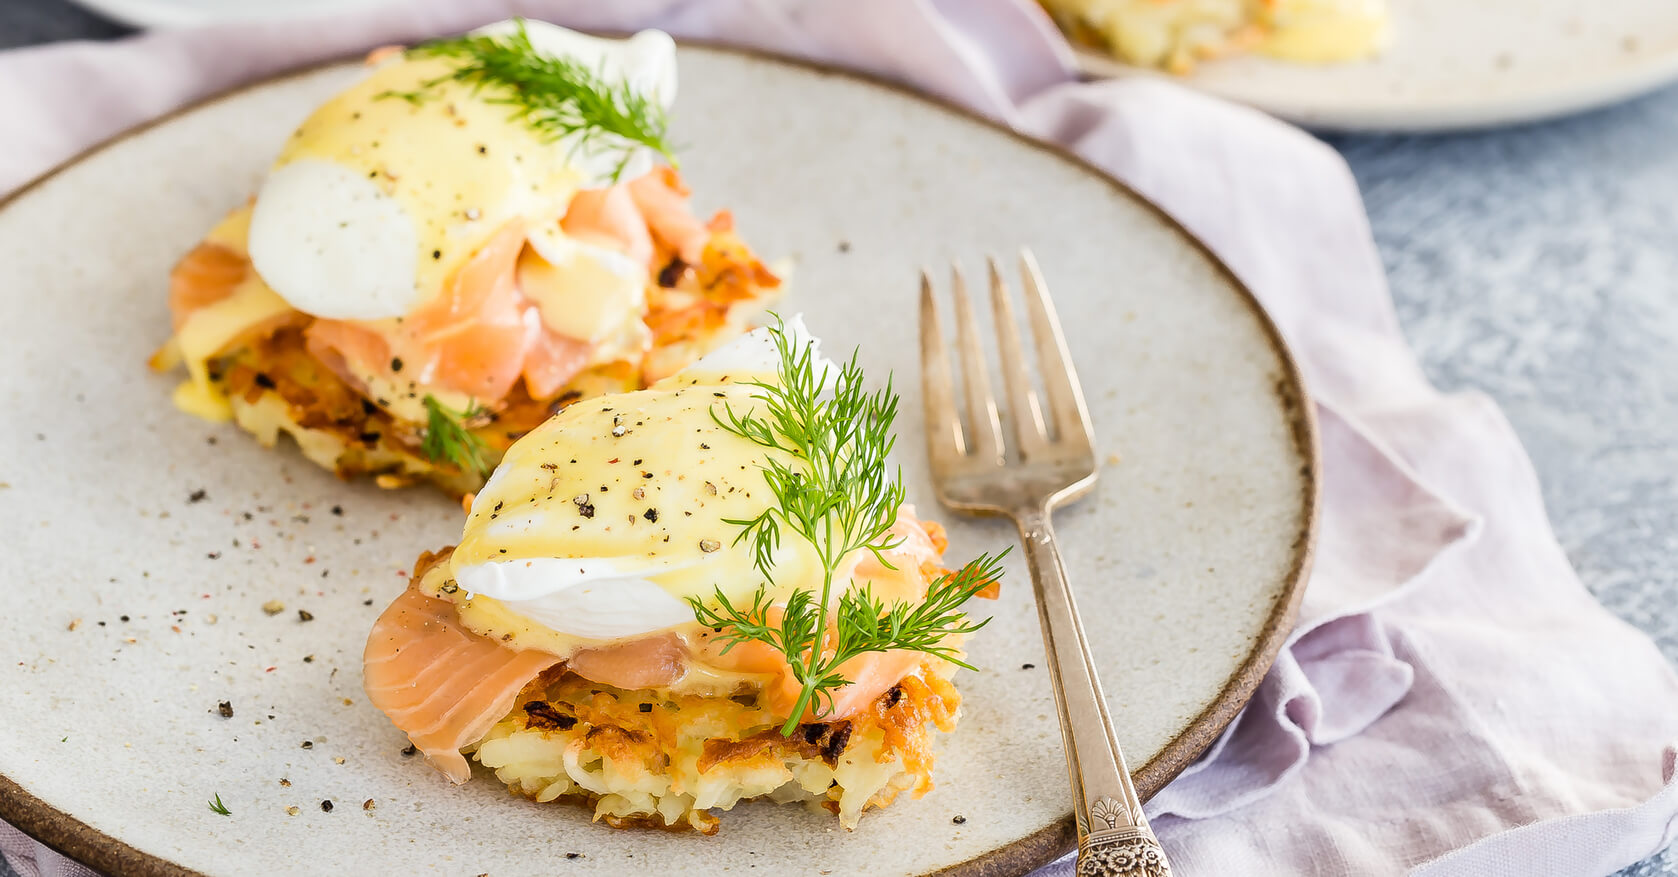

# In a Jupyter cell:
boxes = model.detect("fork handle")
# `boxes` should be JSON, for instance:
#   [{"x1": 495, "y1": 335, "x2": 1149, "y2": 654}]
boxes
[{"x1": 1017, "y1": 509, "x2": 1173, "y2": 877}]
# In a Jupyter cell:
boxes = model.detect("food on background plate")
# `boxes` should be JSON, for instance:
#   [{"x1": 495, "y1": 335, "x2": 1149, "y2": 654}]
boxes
[
  {"x1": 152, "y1": 20, "x2": 780, "y2": 497},
  {"x1": 1039, "y1": 0, "x2": 1389, "y2": 73},
  {"x1": 363, "y1": 318, "x2": 1004, "y2": 833}
]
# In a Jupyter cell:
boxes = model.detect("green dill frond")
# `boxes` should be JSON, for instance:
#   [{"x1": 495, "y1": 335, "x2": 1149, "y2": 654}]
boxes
[
  {"x1": 208, "y1": 793, "x2": 231, "y2": 816},
  {"x1": 710, "y1": 319, "x2": 907, "y2": 581},
  {"x1": 690, "y1": 316, "x2": 1003, "y2": 734},
  {"x1": 381, "y1": 19, "x2": 674, "y2": 180},
  {"x1": 421, "y1": 395, "x2": 491, "y2": 478}
]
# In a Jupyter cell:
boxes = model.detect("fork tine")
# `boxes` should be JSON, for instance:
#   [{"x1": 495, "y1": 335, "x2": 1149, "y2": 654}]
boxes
[
  {"x1": 987, "y1": 256, "x2": 1048, "y2": 458},
  {"x1": 951, "y1": 264, "x2": 1005, "y2": 462},
  {"x1": 1018, "y1": 249, "x2": 1094, "y2": 447},
  {"x1": 919, "y1": 271, "x2": 965, "y2": 462}
]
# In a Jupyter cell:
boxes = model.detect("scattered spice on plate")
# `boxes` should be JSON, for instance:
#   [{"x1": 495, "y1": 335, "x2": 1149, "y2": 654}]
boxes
[
  {"x1": 362, "y1": 799, "x2": 376, "y2": 811},
  {"x1": 952, "y1": 815, "x2": 966, "y2": 825},
  {"x1": 217, "y1": 701, "x2": 233, "y2": 718},
  {"x1": 262, "y1": 600, "x2": 285, "y2": 616},
  {"x1": 298, "y1": 609, "x2": 315, "y2": 622},
  {"x1": 320, "y1": 800, "x2": 334, "y2": 812},
  {"x1": 188, "y1": 489, "x2": 208, "y2": 504},
  {"x1": 285, "y1": 806, "x2": 300, "y2": 816}
]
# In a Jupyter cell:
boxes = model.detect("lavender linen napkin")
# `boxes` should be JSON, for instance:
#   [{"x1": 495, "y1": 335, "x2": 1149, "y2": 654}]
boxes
[{"x1": 3, "y1": 2, "x2": 1677, "y2": 875}]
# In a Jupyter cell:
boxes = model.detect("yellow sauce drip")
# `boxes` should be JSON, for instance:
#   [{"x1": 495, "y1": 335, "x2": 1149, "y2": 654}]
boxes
[{"x1": 167, "y1": 205, "x2": 294, "y2": 422}]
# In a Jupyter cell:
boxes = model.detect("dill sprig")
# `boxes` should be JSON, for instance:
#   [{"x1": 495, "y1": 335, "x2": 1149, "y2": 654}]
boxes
[
  {"x1": 421, "y1": 395, "x2": 491, "y2": 478},
  {"x1": 207, "y1": 793, "x2": 231, "y2": 816},
  {"x1": 687, "y1": 318, "x2": 1003, "y2": 734},
  {"x1": 381, "y1": 19, "x2": 674, "y2": 181}
]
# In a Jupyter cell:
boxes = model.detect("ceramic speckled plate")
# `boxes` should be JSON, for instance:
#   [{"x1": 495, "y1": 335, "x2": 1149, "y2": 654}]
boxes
[
  {"x1": 1073, "y1": 0, "x2": 1678, "y2": 131},
  {"x1": 0, "y1": 47, "x2": 1315, "y2": 877}
]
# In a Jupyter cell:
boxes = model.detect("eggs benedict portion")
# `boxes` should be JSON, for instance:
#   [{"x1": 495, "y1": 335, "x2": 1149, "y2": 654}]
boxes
[
  {"x1": 363, "y1": 319, "x2": 1003, "y2": 833},
  {"x1": 153, "y1": 20, "x2": 780, "y2": 496},
  {"x1": 1040, "y1": 0, "x2": 1389, "y2": 73}
]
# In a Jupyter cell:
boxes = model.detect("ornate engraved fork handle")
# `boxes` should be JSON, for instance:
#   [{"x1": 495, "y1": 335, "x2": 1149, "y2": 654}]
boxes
[{"x1": 1018, "y1": 508, "x2": 1173, "y2": 877}]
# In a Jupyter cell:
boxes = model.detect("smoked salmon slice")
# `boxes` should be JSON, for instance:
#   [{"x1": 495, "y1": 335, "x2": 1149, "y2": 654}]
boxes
[
  {"x1": 363, "y1": 567, "x2": 560, "y2": 783},
  {"x1": 309, "y1": 221, "x2": 538, "y2": 401},
  {"x1": 561, "y1": 185, "x2": 655, "y2": 267},
  {"x1": 520, "y1": 315, "x2": 593, "y2": 400},
  {"x1": 168, "y1": 241, "x2": 247, "y2": 330},
  {"x1": 398, "y1": 219, "x2": 535, "y2": 400},
  {"x1": 567, "y1": 632, "x2": 686, "y2": 691},
  {"x1": 628, "y1": 167, "x2": 711, "y2": 265}
]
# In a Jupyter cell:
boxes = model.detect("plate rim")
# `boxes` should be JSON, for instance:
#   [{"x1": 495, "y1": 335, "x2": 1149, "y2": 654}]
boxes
[
  {"x1": 0, "y1": 42, "x2": 1319, "y2": 877},
  {"x1": 1072, "y1": 42, "x2": 1678, "y2": 133}
]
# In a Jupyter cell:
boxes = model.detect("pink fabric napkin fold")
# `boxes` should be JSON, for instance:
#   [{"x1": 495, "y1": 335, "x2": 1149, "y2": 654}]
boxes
[{"x1": 4, "y1": 2, "x2": 1677, "y2": 875}]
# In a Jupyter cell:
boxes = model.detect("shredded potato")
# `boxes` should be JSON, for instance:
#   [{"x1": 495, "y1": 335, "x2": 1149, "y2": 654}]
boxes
[{"x1": 473, "y1": 662, "x2": 962, "y2": 833}]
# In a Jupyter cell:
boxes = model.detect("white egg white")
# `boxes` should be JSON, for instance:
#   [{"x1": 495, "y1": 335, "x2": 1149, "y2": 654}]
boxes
[
  {"x1": 247, "y1": 159, "x2": 420, "y2": 320},
  {"x1": 455, "y1": 557, "x2": 699, "y2": 640}
]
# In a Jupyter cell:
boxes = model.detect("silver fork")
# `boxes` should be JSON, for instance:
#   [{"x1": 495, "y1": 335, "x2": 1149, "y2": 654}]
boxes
[{"x1": 920, "y1": 251, "x2": 1173, "y2": 877}]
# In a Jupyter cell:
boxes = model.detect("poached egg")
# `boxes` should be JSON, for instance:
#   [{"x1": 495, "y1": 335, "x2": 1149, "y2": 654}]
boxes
[
  {"x1": 246, "y1": 21, "x2": 675, "y2": 323},
  {"x1": 442, "y1": 317, "x2": 842, "y2": 651}
]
